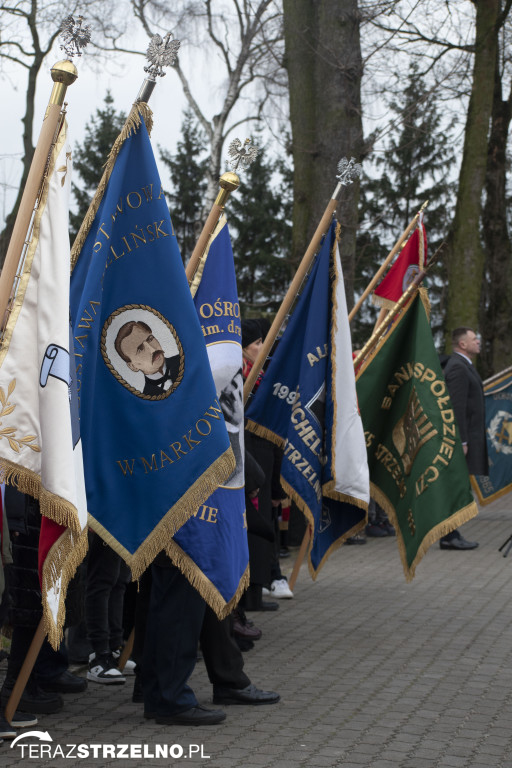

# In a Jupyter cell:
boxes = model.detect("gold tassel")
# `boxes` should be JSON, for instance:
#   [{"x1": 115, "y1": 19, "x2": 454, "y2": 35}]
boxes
[
  {"x1": 419, "y1": 286, "x2": 431, "y2": 320},
  {"x1": 370, "y1": 481, "x2": 478, "y2": 581},
  {"x1": 279, "y1": 477, "x2": 366, "y2": 581},
  {"x1": 88, "y1": 446, "x2": 235, "y2": 581},
  {"x1": 165, "y1": 539, "x2": 250, "y2": 619},
  {"x1": 323, "y1": 480, "x2": 369, "y2": 511},
  {"x1": 0, "y1": 460, "x2": 81, "y2": 533},
  {"x1": 245, "y1": 420, "x2": 285, "y2": 449},
  {"x1": 371, "y1": 294, "x2": 397, "y2": 310},
  {"x1": 41, "y1": 528, "x2": 88, "y2": 650}
]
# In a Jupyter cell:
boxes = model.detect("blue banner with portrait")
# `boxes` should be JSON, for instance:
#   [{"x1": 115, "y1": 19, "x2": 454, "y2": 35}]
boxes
[
  {"x1": 70, "y1": 105, "x2": 234, "y2": 579},
  {"x1": 167, "y1": 217, "x2": 249, "y2": 615},
  {"x1": 246, "y1": 222, "x2": 369, "y2": 576},
  {"x1": 472, "y1": 368, "x2": 512, "y2": 506}
]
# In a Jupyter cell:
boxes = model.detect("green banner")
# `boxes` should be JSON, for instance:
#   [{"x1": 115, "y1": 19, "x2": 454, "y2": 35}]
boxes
[{"x1": 356, "y1": 293, "x2": 478, "y2": 579}]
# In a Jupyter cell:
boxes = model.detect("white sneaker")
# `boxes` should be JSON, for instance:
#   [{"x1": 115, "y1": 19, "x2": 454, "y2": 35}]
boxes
[
  {"x1": 87, "y1": 653, "x2": 126, "y2": 685},
  {"x1": 270, "y1": 578, "x2": 294, "y2": 599},
  {"x1": 111, "y1": 648, "x2": 136, "y2": 675},
  {"x1": 262, "y1": 586, "x2": 271, "y2": 596}
]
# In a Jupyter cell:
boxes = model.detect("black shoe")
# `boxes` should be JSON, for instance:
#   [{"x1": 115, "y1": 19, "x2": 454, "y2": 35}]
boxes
[
  {"x1": 5, "y1": 710, "x2": 38, "y2": 728},
  {"x1": 0, "y1": 710, "x2": 36, "y2": 738},
  {"x1": 39, "y1": 670, "x2": 87, "y2": 694},
  {"x1": 0, "y1": 715, "x2": 16, "y2": 739},
  {"x1": 439, "y1": 536, "x2": 478, "y2": 550},
  {"x1": 155, "y1": 705, "x2": 226, "y2": 725},
  {"x1": 249, "y1": 601, "x2": 279, "y2": 612},
  {"x1": 213, "y1": 683, "x2": 280, "y2": 705},
  {"x1": 0, "y1": 680, "x2": 63, "y2": 715}
]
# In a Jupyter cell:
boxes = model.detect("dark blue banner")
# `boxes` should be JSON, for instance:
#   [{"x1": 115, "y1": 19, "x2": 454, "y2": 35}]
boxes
[
  {"x1": 70, "y1": 109, "x2": 233, "y2": 577},
  {"x1": 168, "y1": 217, "x2": 249, "y2": 614},
  {"x1": 472, "y1": 368, "x2": 512, "y2": 506},
  {"x1": 246, "y1": 222, "x2": 368, "y2": 575}
]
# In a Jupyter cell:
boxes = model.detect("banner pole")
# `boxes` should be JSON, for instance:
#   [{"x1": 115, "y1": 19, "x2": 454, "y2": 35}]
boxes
[
  {"x1": 185, "y1": 173, "x2": 240, "y2": 283},
  {"x1": 287, "y1": 526, "x2": 312, "y2": 591},
  {"x1": 347, "y1": 200, "x2": 428, "y2": 324},
  {"x1": 353, "y1": 272, "x2": 427, "y2": 373},
  {"x1": 0, "y1": 61, "x2": 77, "y2": 331},
  {"x1": 3, "y1": 619, "x2": 46, "y2": 724},
  {"x1": 243, "y1": 158, "x2": 362, "y2": 405}
]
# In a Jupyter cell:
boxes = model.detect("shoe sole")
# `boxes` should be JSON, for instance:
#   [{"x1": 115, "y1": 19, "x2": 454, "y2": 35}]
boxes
[
  {"x1": 10, "y1": 716, "x2": 38, "y2": 728},
  {"x1": 213, "y1": 695, "x2": 280, "y2": 706},
  {"x1": 86, "y1": 672, "x2": 125, "y2": 685}
]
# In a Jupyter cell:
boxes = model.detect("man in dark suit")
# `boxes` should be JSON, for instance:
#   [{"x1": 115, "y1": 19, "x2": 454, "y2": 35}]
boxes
[
  {"x1": 115, "y1": 320, "x2": 181, "y2": 395},
  {"x1": 440, "y1": 327, "x2": 488, "y2": 550}
]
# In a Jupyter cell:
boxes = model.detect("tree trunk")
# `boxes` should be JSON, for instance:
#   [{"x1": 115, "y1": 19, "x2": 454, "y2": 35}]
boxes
[
  {"x1": 283, "y1": 0, "x2": 363, "y2": 307},
  {"x1": 480, "y1": 63, "x2": 512, "y2": 377},
  {"x1": 445, "y1": 0, "x2": 499, "y2": 345}
]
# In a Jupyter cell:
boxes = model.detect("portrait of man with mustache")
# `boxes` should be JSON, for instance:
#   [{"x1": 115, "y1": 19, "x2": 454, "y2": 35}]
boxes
[{"x1": 115, "y1": 320, "x2": 181, "y2": 397}]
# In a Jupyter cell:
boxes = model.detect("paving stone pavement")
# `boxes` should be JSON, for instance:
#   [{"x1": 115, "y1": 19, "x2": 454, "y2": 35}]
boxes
[{"x1": 3, "y1": 496, "x2": 512, "y2": 767}]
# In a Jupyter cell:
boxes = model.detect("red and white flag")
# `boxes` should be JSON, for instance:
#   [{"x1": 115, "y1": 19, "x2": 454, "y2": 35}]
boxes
[{"x1": 373, "y1": 214, "x2": 427, "y2": 308}]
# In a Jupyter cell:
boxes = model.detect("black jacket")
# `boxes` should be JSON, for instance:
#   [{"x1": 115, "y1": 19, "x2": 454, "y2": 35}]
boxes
[
  {"x1": 444, "y1": 353, "x2": 488, "y2": 476},
  {"x1": 143, "y1": 354, "x2": 181, "y2": 396}
]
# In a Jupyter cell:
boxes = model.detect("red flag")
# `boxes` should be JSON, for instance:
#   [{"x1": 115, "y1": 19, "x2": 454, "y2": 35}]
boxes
[{"x1": 374, "y1": 217, "x2": 427, "y2": 309}]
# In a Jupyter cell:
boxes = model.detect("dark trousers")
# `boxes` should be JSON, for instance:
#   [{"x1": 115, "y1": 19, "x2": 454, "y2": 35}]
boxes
[
  {"x1": 142, "y1": 562, "x2": 205, "y2": 716},
  {"x1": 136, "y1": 565, "x2": 250, "y2": 714},
  {"x1": 85, "y1": 531, "x2": 130, "y2": 656},
  {"x1": 200, "y1": 608, "x2": 250, "y2": 689},
  {"x1": 4, "y1": 626, "x2": 67, "y2": 686}
]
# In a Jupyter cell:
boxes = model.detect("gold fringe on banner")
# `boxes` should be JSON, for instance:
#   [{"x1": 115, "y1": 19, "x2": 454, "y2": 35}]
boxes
[
  {"x1": 88, "y1": 446, "x2": 235, "y2": 582},
  {"x1": 419, "y1": 286, "x2": 431, "y2": 320},
  {"x1": 470, "y1": 475, "x2": 512, "y2": 507},
  {"x1": 70, "y1": 102, "x2": 154, "y2": 269},
  {"x1": 323, "y1": 480, "x2": 369, "y2": 511},
  {"x1": 280, "y1": 477, "x2": 366, "y2": 581},
  {"x1": 371, "y1": 294, "x2": 396, "y2": 310},
  {"x1": 165, "y1": 539, "x2": 250, "y2": 619},
  {"x1": 42, "y1": 528, "x2": 88, "y2": 650},
  {"x1": 370, "y1": 481, "x2": 478, "y2": 582},
  {"x1": 244, "y1": 420, "x2": 284, "y2": 449},
  {"x1": 0, "y1": 460, "x2": 82, "y2": 534}
]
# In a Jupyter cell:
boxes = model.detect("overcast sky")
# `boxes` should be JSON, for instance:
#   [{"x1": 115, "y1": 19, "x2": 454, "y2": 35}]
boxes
[{"x1": 0, "y1": 42, "x2": 194, "y2": 227}]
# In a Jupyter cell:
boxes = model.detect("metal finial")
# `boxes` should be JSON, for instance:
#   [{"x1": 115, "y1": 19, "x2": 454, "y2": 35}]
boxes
[
  {"x1": 336, "y1": 157, "x2": 362, "y2": 186},
  {"x1": 227, "y1": 138, "x2": 259, "y2": 173},
  {"x1": 59, "y1": 15, "x2": 91, "y2": 58},
  {"x1": 144, "y1": 33, "x2": 181, "y2": 80}
]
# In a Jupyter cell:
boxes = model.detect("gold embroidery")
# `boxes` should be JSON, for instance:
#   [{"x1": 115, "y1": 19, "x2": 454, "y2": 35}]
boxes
[
  {"x1": 0, "y1": 380, "x2": 41, "y2": 453},
  {"x1": 57, "y1": 151, "x2": 72, "y2": 186},
  {"x1": 392, "y1": 386, "x2": 437, "y2": 475}
]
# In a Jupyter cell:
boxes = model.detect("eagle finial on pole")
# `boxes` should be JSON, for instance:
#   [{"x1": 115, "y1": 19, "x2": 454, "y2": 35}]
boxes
[{"x1": 59, "y1": 15, "x2": 92, "y2": 58}]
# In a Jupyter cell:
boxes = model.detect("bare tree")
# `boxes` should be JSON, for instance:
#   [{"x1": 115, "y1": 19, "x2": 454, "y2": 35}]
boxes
[
  {"x1": 480, "y1": 7, "x2": 512, "y2": 375},
  {"x1": 0, "y1": 0, "x2": 119, "y2": 264},
  {"x1": 282, "y1": 0, "x2": 364, "y2": 304},
  {"x1": 128, "y1": 0, "x2": 287, "y2": 211},
  {"x1": 362, "y1": 1, "x2": 512, "y2": 372}
]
